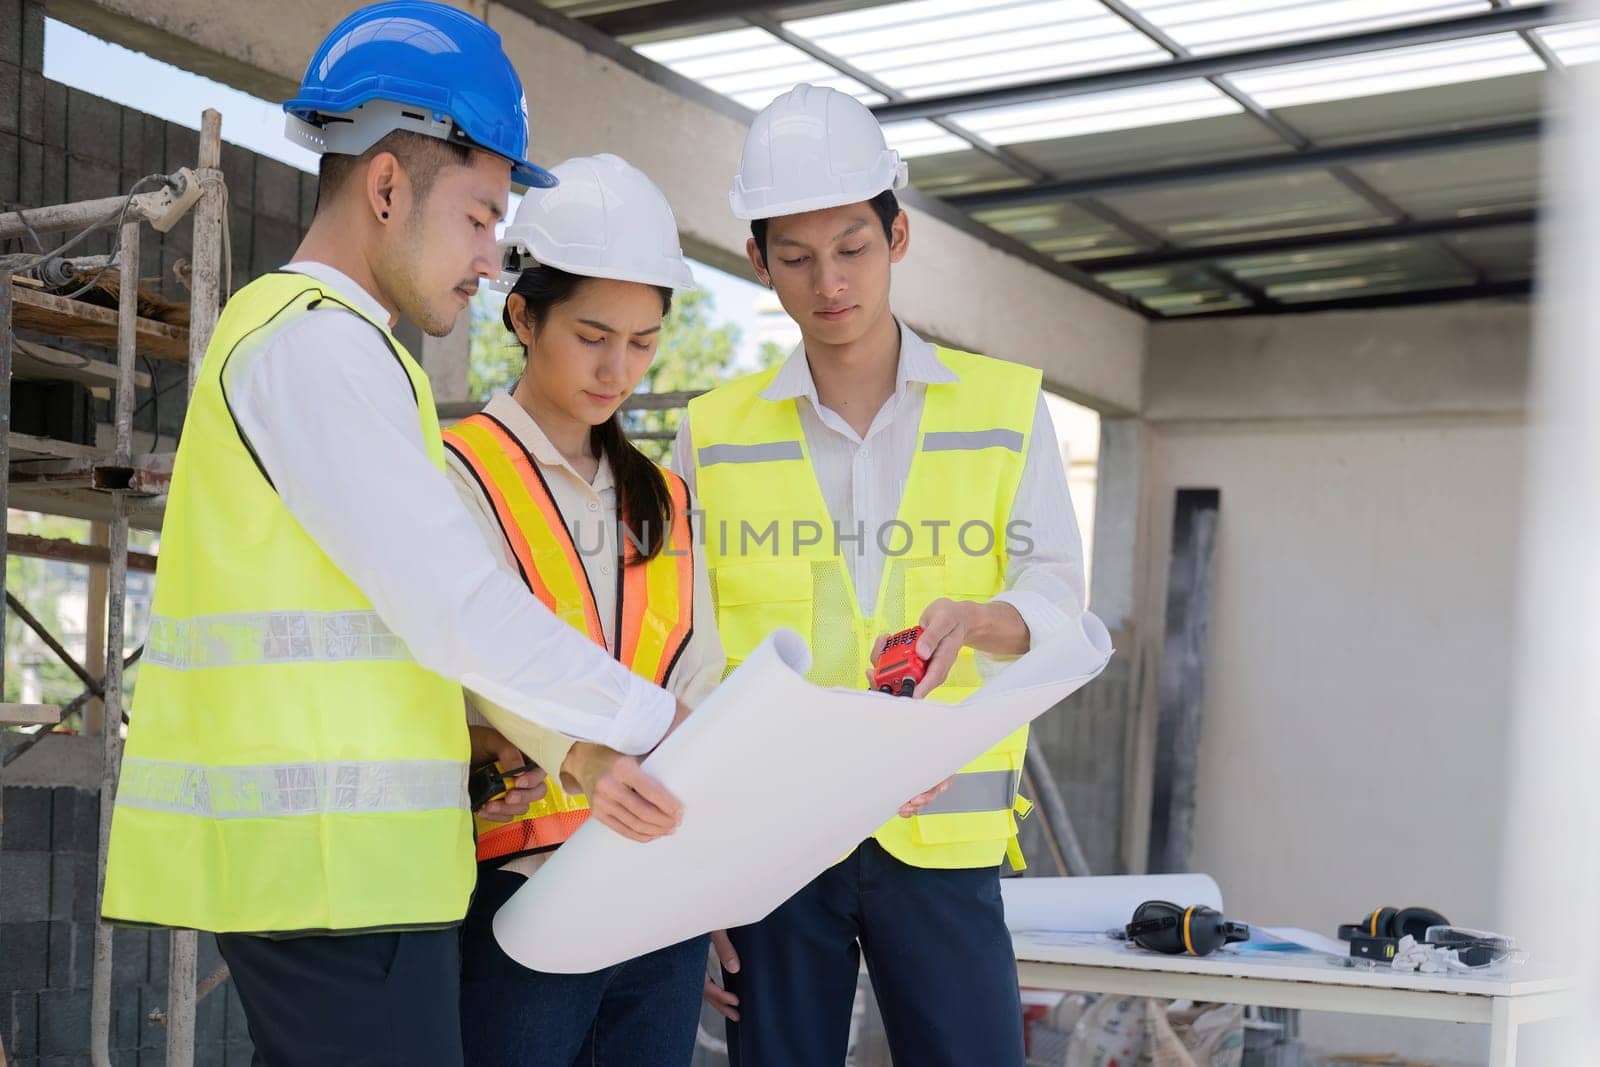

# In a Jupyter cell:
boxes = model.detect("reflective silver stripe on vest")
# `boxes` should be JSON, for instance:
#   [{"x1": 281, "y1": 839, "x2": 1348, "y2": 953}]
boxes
[
  {"x1": 697, "y1": 441, "x2": 804, "y2": 468},
  {"x1": 145, "y1": 611, "x2": 412, "y2": 670},
  {"x1": 115, "y1": 758, "x2": 467, "y2": 818},
  {"x1": 918, "y1": 769, "x2": 1020, "y2": 816},
  {"x1": 921, "y1": 429, "x2": 1024, "y2": 454}
]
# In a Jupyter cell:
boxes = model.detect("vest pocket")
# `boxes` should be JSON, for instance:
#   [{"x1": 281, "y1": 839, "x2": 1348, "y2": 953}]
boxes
[{"x1": 713, "y1": 558, "x2": 814, "y2": 666}]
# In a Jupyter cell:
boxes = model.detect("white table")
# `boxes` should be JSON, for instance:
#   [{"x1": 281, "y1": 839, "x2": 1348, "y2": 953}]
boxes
[{"x1": 1012, "y1": 932, "x2": 1572, "y2": 1067}]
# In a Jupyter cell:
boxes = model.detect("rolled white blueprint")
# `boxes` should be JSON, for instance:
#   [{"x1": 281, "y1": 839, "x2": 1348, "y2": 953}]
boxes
[
  {"x1": 486, "y1": 615, "x2": 1113, "y2": 973},
  {"x1": 1002, "y1": 874, "x2": 1224, "y2": 935}
]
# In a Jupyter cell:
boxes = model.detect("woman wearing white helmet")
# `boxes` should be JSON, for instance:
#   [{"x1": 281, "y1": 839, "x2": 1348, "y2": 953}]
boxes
[{"x1": 443, "y1": 154, "x2": 722, "y2": 1066}]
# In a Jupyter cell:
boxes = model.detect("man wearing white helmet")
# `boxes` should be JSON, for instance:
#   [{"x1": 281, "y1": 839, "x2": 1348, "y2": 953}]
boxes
[
  {"x1": 446, "y1": 155, "x2": 723, "y2": 1066},
  {"x1": 673, "y1": 83, "x2": 1090, "y2": 1065}
]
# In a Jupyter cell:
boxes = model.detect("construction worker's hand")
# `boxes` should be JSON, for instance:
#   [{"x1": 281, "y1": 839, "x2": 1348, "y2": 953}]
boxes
[
  {"x1": 467, "y1": 725, "x2": 547, "y2": 822},
  {"x1": 703, "y1": 930, "x2": 741, "y2": 1021},
  {"x1": 909, "y1": 598, "x2": 975, "y2": 698},
  {"x1": 561, "y1": 742, "x2": 683, "y2": 842},
  {"x1": 898, "y1": 777, "x2": 953, "y2": 818}
]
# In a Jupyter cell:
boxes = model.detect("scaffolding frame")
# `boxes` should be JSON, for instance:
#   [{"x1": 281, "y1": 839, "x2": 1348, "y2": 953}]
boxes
[{"x1": 0, "y1": 109, "x2": 226, "y2": 1067}]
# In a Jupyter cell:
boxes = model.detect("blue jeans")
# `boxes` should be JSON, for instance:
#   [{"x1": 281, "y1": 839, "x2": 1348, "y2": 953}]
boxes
[
  {"x1": 460, "y1": 866, "x2": 708, "y2": 1067},
  {"x1": 724, "y1": 838, "x2": 1025, "y2": 1067}
]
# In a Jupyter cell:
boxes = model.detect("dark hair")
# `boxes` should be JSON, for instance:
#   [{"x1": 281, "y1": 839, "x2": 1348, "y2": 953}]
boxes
[
  {"x1": 504, "y1": 265, "x2": 677, "y2": 561},
  {"x1": 315, "y1": 129, "x2": 474, "y2": 216},
  {"x1": 750, "y1": 189, "x2": 900, "y2": 269}
]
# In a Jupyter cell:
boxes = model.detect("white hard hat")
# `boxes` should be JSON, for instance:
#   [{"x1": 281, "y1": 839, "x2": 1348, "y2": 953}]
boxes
[
  {"x1": 730, "y1": 84, "x2": 909, "y2": 222},
  {"x1": 497, "y1": 154, "x2": 697, "y2": 291}
]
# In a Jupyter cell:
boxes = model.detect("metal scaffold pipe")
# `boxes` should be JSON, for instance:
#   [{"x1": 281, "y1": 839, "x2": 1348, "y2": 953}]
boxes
[
  {"x1": 89, "y1": 218, "x2": 141, "y2": 1067},
  {"x1": 167, "y1": 107, "x2": 224, "y2": 1067}
]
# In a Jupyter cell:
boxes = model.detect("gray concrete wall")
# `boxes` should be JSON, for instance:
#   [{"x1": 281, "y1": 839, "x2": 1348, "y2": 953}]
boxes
[
  {"x1": 1145, "y1": 301, "x2": 1532, "y2": 423},
  {"x1": 1134, "y1": 298, "x2": 1533, "y2": 1064},
  {"x1": 49, "y1": 0, "x2": 1148, "y2": 413}
]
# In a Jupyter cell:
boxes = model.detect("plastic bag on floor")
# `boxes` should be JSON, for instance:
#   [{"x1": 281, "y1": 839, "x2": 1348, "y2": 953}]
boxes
[
  {"x1": 1169, "y1": 1001, "x2": 1244, "y2": 1066},
  {"x1": 1062, "y1": 997, "x2": 1245, "y2": 1067},
  {"x1": 1065, "y1": 996, "x2": 1196, "y2": 1067}
]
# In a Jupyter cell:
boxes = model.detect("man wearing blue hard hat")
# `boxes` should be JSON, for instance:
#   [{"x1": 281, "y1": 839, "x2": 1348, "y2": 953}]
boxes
[{"x1": 100, "y1": 5, "x2": 689, "y2": 1063}]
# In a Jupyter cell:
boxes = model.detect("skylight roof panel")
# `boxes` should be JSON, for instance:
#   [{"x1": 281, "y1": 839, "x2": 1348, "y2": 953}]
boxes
[
  {"x1": 1536, "y1": 20, "x2": 1600, "y2": 66},
  {"x1": 951, "y1": 80, "x2": 1241, "y2": 146},
  {"x1": 636, "y1": 27, "x2": 885, "y2": 110},
  {"x1": 882, "y1": 120, "x2": 971, "y2": 158},
  {"x1": 787, "y1": 0, "x2": 1166, "y2": 98},
  {"x1": 635, "y1": 26, "x2": 775, "y2": 64},
  {"x1": 1228, "y1": 34, "x2": 1542, "y2": 108},
  {"x1": 822, "y1": 15, "x2": 1143, "y2": 75},
  {"x1": 789, "y1": 0, "x2": 1119, "y2": 54},
  {"x1": 724, "y1": 78, "x2": 888, "y2": 111},
  {"x1": 875, "y1": 40, "x2": 1169, "y2": 98},
  {"x1": 1096, "y1": 267, "x2": 1254, "y2": 314},
  {"x1": 1117, "y1": 0, "x2": 1490, "y2": 56},
  {"x1": 973, "y1": 201, "x2": 1148, "y2": 260},
  {"x1": 704, "y1": 62, "x2": 848, "y2": 98}
]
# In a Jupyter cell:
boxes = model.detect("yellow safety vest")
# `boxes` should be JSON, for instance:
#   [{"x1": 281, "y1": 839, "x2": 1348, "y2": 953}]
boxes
[
  {"x1": 442, "y1": 413, "x2": 695, "y2": 863},
  {"x1": 689, "y1": 346, "x2": 1039, "y2": 871},
  {"x1": 102, "y1": 272, "x2": 473, "y2": 934}
]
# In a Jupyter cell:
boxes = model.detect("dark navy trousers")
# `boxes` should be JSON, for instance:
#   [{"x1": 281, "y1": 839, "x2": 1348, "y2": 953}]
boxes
[
  {"x1": 724, "y1": 838, "x2": 1025, "y2": 1067},
  {"x1": 460, "y1": 866, "x2": 708, "y2": 1066},
  {"x1": 217, "y1": 926, "x2": 464, "y2": 1066}
]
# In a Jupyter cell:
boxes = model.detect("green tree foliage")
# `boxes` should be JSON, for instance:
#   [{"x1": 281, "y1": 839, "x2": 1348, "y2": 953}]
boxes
[
  {"x1": 1, "y1": 514, "x2": 155, "y2": 732},
  {"x1": 4, "y1": 514, "x2": 85, "y2": 708},
  {"x1": 468, "y1": 291, "x2": 524, "y2": 401},
  {"x1": 626, "y1": 289, "x2": 740, "y2": 462},
  {"x1": 757, "y1": 339, "x2": 788, "y2": 370}
]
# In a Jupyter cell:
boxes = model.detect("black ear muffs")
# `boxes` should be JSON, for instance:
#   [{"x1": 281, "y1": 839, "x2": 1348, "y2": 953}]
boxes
[
  {"x1": 1339, "y1": 905, "x2": 1450, "y2": 945},
  {"x1": 1391, "y1": 906, "x2": 1450, "y2": 941},
  {"x1": 1124, "y1": 900, "x2": 1250, "y2": 957},
  {"x1": 1338, "y1": 906, "x2": 1397, "y2": 942}
]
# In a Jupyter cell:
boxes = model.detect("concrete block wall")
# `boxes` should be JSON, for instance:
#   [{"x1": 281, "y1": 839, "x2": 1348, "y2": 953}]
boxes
[
  {"x1": 0, "y1": 0, "x2": 314, "y2": 445},
  {"x1": 1, "y1": 781, "x2": 253, "y2": 1065}
]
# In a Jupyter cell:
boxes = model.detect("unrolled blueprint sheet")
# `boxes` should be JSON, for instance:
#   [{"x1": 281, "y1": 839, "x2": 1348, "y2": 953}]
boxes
[{"x1": 481, "y1": 616, "x2": 1113, "y2": 974}]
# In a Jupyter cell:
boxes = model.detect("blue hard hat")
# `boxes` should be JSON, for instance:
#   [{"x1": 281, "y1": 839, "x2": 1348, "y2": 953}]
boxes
[{"x1": 283, "y1": 1, "x2": 556, "y2": 188}]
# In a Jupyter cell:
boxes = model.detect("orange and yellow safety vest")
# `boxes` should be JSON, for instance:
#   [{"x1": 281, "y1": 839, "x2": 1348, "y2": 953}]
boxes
[{"x1": 443, "y1": 412, "x2": 694, "y2": 863}]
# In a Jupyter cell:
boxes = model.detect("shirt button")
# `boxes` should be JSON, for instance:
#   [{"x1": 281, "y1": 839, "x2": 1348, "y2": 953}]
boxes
[
  {"x1": 587, "y1": 500, "x2": 599, "y2": 512},
  {"x1": 601, "y1": 562, "x2": 613, "y2": 575}
]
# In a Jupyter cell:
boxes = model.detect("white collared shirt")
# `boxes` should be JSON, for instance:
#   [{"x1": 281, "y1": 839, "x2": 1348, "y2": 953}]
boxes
[
  {"x1": 445, "y1": 391, "x2": 725, "y2": 781},
  {"x1": 221, "y1": 261, "x2": 676, "y2": 755},
  {"x1": 671, "y1": 320, "x2": 1087, "y2": 659}
]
